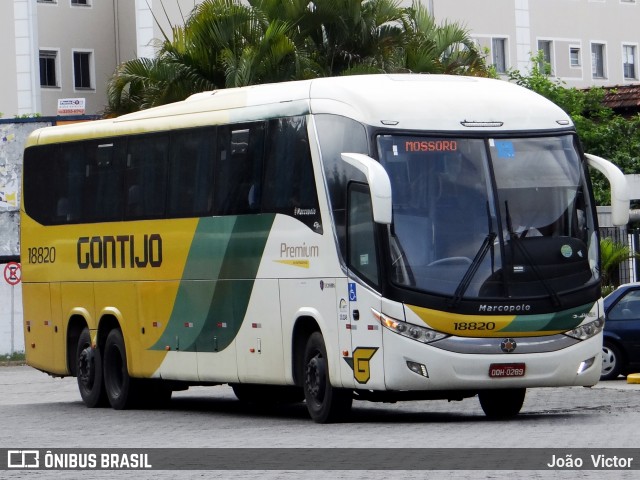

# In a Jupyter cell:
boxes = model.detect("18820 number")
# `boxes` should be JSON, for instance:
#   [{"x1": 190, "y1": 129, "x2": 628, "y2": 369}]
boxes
[
  {"x1": 453, "y1": 322, "x2": 496, "y2": 331},
  {"x1": 28, "y1": 246, "x2": 56, "y2": 264}
]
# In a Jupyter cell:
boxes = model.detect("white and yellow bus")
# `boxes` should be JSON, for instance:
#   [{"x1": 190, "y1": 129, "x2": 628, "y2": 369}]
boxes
[{"x1": 21, "y1": 74, "x2": 627, "y2": 422}]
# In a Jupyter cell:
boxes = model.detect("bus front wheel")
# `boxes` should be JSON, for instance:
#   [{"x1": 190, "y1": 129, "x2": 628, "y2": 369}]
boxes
[
  {"x1": 103, "y1": 329, "x2": 138, "y2": 410},
  {"x1": 302, "y1": 332, "x2": 352, "y2": 423},
  {"x1": 478, "y1": 388, "x2": 526, "y2": 419},
  {"x1": 76, "y1": 327, "x2": 107, "y2": 407}
]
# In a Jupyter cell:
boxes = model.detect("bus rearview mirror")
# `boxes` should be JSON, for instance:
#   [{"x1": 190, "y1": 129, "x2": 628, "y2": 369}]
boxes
[{"x1": 341, "y1": 153, "x2": 392, "y2": 224}]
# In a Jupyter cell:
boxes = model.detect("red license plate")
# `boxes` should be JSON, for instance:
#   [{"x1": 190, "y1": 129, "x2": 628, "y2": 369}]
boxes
[{"x1": 489, "y1": 363, "x2": 526, "y2": 378}]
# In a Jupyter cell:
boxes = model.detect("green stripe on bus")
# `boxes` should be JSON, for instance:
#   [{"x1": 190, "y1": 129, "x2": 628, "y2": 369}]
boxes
[
  {"x1": 499, "y1": 303, "x2": 595, "y2": 333},
  {"x1": 151, "y1": 214, "x2": 275, "y2": 352}
]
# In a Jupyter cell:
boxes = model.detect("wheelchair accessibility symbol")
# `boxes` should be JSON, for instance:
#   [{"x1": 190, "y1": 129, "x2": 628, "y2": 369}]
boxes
[{"x1": 348, "y1": 282, "x2": 357, "y2": 302}]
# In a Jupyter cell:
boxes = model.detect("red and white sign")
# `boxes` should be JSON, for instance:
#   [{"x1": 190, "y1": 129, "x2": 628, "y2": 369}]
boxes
[{"x1": 3, "y1": 262, "x2": 21, "y2": 285}]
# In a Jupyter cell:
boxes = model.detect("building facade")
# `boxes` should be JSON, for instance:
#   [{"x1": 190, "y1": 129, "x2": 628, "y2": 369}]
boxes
[
  {"x1": 1, "y1": 0, "x2": 640, "y2": 117},
  {"x1": 0, "y1": 0, "x2": 197, "y2": 118},
  {"x1": 426, "y1": 0, "x2": 640, "y2": 89}
]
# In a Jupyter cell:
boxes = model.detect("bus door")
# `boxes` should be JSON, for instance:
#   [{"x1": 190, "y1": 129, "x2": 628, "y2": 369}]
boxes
[{"x1": 345, "y1": 183, "x2": 385, "y2": 390}]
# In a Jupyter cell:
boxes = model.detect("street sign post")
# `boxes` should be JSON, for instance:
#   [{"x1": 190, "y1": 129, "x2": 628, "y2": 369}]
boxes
[{"x1": 3, "y1": 262, "x2": 21, "y2": 355}]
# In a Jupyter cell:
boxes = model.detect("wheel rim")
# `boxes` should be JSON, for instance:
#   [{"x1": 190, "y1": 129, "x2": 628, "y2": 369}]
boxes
[
  {"x1": 77, "y1": 345, "x2": 94, "y2": 389},
  {"x1": 601, "y1": 346, "x2": 617, "y2": 375},
  {"x1": 305, "y1": 352, "x2": 326, "y2": 405}
]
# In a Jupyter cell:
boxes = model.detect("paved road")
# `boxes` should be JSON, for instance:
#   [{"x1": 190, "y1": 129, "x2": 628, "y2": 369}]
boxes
[{"x1": 1, "y1": 365, "x2": 639, "y2": 479}]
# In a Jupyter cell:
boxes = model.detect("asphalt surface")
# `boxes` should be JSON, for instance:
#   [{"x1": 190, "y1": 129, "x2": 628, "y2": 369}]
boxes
[{"x1": 1, "y1": 365, "x2": 639, "y2": 479}]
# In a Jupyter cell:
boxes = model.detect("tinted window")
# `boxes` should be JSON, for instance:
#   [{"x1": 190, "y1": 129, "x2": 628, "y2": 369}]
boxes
[
  {"x1": 24, "y1": 116, "x2": 322, "y2": 229},
  {"x1": 348, "y1": 184, "x2": 379, "y2": 287},
  {"x1": 315, "y1": 114, "x2": 369, "y2": 259},
  {"x1": 125, "y1": 134, "x2": 169, "y2": 219},
  {"x1": 215, "y1": 124, "x2": 264, "y2": 215},
  {"x1": 263, "y1": 117, "x2": 321, "y2": 232},
  {"x1": 609, "y1": 289, "x2": 640, "y2": 321},
  {"x1": 168, "y1": 128, "x2": 215, "y2": 217}
]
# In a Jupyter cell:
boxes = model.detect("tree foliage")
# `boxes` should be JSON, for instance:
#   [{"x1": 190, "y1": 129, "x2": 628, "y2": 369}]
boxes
[
  {"x1": 105, "y1": 0, "x2": 490, "y2": 116},
  {"x1": 508, "y1": 53, "x2": 640, "y2": 206},
  {"x1": 600, "y1": 237, "x2": 638, "y2": 289}
]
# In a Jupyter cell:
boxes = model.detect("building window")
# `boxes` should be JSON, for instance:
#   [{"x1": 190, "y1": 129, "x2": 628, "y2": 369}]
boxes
[
  {"x1": 570, "y1": 47, "x2": 581, "y2": 67},
  {"x1": 492, "y1": 38, "x2": 507, "y2": 74},
  {"x1": 537, "y1": 40, "x2": 553, "y2": 74},
  {"x1": 37, "y1": 1, "x2": 57, "y2": 4},
  {"x1": 591, "y1": 43, "x2": 606, "y2": 78},
  {"x1": 71, "y1": 0, "x2": 90, "y2": 5},
  {"x1": 73, "y1": 51, "x2": 93, "y2": 89},
  {"x1": 623, "y1": 45, "x2": 637, "y2": 79},
  {"x1": 39, "y1": 50, "x2": 58, "y2": 87}
]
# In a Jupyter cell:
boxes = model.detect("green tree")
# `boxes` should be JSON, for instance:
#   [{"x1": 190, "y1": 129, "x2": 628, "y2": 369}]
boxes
[
  {"x1": 105, "y1": 0, "x2": 489, "y2": 116},
  {"x1": 400, "y1": 1, "x2": 489, "y2": 76},
  {"x1": 508, "y1": 53, "x2": 640, "y2": 206},
  {"x1": 600, "y1": 237, "x2": 637, "y2": 291}
]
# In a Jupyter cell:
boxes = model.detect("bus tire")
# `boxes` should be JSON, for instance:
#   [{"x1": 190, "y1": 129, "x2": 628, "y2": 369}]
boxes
[
  {"x1": 478, "y1": 388, "x2": 526, "y2": 419},
  {"x1": 76, "y1": 327, "x2": 108, "y2": 408},
  {"x1": 103, "y1": 328, "x2": 139, "y2": 410},
  {"x1": 600, "y1": 341, "x2": 623, "y2": 380},
  {"x1": 302, "y1": 331, "x2": 352, "y2": 423}
]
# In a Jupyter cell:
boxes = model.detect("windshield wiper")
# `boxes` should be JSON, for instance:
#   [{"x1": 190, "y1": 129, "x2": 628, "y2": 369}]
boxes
[
  {"x1": 450, "y1": 203, "x2": 496, "y2": 308},
  {"x1": 505, "y1": 201, "x2": 562, "y2": 307}
]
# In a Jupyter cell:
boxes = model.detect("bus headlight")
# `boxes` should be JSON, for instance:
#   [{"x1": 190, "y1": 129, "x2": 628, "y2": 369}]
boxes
[
  {"x1": 372, "y1": 309, "x2": 448, "y2": 344},
  {"x1": 564, "y1": 317, "x2": 605, "y2": 341}
]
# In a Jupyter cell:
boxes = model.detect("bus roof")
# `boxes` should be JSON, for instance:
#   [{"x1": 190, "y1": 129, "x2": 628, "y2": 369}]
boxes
[{"x1": 27, "y1": 74, "x2": 572, "y2": 146}]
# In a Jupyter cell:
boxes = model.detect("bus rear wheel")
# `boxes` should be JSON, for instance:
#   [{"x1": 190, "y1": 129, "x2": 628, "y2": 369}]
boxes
[
  {"x1": 302, "y1": 332, "x2": 352, "y2": 423},
  {"x1": 478, "y1": 388, "x2": 526, "y2": 419},
  {"x1": 76, "y1": 327, "x2": 107, "y2": 407},
  {"x1": 103, "y1": 329, "x2": 139, "y2": 410}
]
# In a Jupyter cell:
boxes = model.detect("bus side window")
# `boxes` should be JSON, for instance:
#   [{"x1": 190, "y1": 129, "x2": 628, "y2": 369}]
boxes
[
  {"x1": 168, "y1": 127, "x2": 216, "y2": 217},
  {"x1": 347, "y1": 183, "x2": 380, "y2": 288},
  {"x1": 125, "y1": 134, "x2": 169, "y2": 219},
  {"x1": 262, "y1": 116, "x2": 321, "y2": 232},
  {"x1": 215, "y1": 123, "x2": 265, "y2": 216},
  {"x1": 59, "y1": 143, "x2": 85, "y2": 223},
  {"x1": 86, "y1": 141, "x2": 124, "y2": 222}
]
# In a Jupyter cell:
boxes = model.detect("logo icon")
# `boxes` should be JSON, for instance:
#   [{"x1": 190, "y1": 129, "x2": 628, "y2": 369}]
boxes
[
  {"x1": 8, "y1": 450, "x2": 40, "y2": 469},
  {"x1": 500, "y1": 338, "x2": 517, "y2": 353},
  {"x1": 343, "y1": 347, "x2": 378, "y2": 384}
]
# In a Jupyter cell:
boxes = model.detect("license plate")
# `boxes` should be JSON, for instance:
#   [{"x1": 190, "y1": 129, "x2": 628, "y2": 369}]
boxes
[{"x1": 489, "y1": 363, "x2": 526, "y2": 378}]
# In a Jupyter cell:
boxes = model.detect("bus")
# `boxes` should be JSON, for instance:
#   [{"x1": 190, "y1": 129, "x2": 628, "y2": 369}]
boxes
[{"x1": 21, "y1": 74, "x2": 628, "y2": 423}]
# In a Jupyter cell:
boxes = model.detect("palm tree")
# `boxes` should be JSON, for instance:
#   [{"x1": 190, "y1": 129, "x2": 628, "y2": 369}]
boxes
[
  {"x1": 600, "y1": 237, "x2": 638, "y2": 291},
  {"x1": 400, "y1": 1, "x2": 489, "y2": 76},
  {"x1": 104, "y1": 0, "x2": 490, "y2": 116},
  {"x1": 106, "y1": 0, "x2": 317, "y2": 115}
]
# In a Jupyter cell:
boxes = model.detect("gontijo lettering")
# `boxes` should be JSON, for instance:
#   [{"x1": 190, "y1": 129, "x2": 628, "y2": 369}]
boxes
[{"x1": 77, "y1": 234, "x2": 162, "y2": 269}]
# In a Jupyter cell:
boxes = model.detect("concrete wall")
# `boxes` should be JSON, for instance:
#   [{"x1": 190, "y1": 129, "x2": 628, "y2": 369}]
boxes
[{"x1": 0, "y1": 120, "x2": 54, "y2": 258}]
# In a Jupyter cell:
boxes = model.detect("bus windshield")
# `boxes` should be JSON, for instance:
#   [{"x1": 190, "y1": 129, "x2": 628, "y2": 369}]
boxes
[{"x1": 377, "y1": 134, "x2": 597, "y2": 300}]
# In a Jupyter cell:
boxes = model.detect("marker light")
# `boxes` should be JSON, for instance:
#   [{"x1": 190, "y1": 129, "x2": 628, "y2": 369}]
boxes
[
  {"x1": 406, "y1": 361, "x2": 429, "y2": 378},
  {"x1": 371, "y1": 309, "x2": 448, "y2": 344},
  {"x1": 577, "y1": 356, "x2": 596, "y2": 375}
]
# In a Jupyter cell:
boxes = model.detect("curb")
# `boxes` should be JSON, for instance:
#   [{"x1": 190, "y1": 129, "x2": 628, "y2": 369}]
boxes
[{"x1": 628, "y1": 373, "x2": 640, "y2": 384}]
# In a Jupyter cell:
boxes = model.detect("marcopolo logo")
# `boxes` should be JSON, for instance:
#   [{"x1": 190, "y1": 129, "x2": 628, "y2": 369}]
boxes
[{"x1": 478, "y1": 303, "x2": 531, "y2": 313}]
